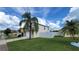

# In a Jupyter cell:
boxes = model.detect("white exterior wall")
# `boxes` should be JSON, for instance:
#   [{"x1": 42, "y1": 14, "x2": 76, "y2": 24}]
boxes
[
  {"x1": 65, "y1": 34, "x2": 79, "y2": 37},
  {"x1": 33, "y1": 25, "x2": 50, "y2": 38},
  {"x1": 25, "y1": 25, "x2": 61, "y2": 38}
]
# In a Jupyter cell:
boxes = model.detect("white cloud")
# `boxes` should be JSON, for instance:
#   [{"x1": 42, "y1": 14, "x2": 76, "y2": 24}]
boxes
[
  {"x1": 37, "y1": 17, "x2": 47, "y2": 25},
  {"x1": 48, "y1": 21, "x2": 61, "y2": 30},
  {"x1": 0, "y1": 12, "x2": 20, "y2": 30},
  {"x1": 56, "y1": 20, "x2": 61, "y2": 25},
  {"x1": 69, "y1": 7, "x2": 79, "y2": 13},
  {"x1": 62, "y1": 7, "x2": 79, "y2": 23},
  {"x1": 37, "y1": 17, "x2": 61, "y2": 30}
]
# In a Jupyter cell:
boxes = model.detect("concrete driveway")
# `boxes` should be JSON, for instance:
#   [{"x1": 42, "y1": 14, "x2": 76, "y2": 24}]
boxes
[{"x1": 0, "y1": 35, "x2": 8, "y2": 51}]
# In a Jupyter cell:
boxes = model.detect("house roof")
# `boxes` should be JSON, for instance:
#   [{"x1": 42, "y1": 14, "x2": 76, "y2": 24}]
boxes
[
  {"x1": 38, "y1": 23, "x2": 49, "y2": 27},
  {"x1": 20, "y1": 22, "x2": 49, "y2": 28}
]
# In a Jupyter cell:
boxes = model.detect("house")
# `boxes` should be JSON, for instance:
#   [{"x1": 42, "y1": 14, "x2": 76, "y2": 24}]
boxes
[
  {"x1": 19, "y1": 21, "x2": 64, "y2": 38},
  {"x1": 19, "y1": 22, "x2": 50, "y2": 38},
  {"x1": 59, "y1": 30, "x2": 79, "y2": 37},
  {"x1": 64, "y1": 33, "x2": 79, "y2": 37},
  {"x1": 50, "y1": 30, "x2": 63, "y2": 37}
]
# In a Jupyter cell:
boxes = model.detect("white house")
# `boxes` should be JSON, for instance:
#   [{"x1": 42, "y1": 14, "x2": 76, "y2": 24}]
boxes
[
  {"x1": 20, "y1": 22, "x2": 50, "y2": 38},
  {"x1": 64, "y1": 34, "x2": 79, "y2": 37},
  {"x1": 19, "y1": 21, "x2": 63, "y2": 38}
]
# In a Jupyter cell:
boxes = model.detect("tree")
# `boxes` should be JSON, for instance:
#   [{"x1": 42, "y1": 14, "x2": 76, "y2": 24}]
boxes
[
  {"x1": 19, "y1": 12, "x2": 39, "y2": 39},
  {"x1": 62, "y1": 20, "x2": 79, "y2": 39},
  {"x1": 4, "y1": 28, "x2": 11, "y2": 37}
]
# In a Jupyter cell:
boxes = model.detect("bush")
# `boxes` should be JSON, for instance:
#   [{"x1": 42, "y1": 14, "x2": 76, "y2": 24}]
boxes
[{"x1": 4, "y1": 28, "x2": 11, "y2": 36}]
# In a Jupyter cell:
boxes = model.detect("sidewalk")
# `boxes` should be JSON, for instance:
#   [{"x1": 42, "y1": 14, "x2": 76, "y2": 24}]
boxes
[
  {"x1": 0, "y1": 44, "x2": 8, "y2": 51},
  {"x1": 0, "y1": 36, "x2": 8, "y2": 51},
  {"x1": 6, "y1": 37, "x2": 29, "y2": 42},
  {"x1": 0, "y1": 36, "x2": 29, "y2": 51}
]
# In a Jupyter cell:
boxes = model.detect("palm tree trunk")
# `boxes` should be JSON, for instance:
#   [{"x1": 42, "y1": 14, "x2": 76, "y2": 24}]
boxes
[
  {"x1": 72, "y1": 34, "x2": 75, "y2": 40},
  {"x1": 70, "y1": 34, "x2": 75, "y2": 40},
  {"x1": 29, "y1": 22, "x2": 32, "y2": 40}
]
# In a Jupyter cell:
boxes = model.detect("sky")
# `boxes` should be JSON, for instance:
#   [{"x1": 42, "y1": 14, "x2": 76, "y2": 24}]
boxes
[{"x1": 0, "y1": 7, "x2": 79, "y2": 30}]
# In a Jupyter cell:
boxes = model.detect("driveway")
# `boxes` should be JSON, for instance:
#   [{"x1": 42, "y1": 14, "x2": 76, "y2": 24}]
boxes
[{"x1": 0, "y1": 36, "x2": 8, "y2": 51}]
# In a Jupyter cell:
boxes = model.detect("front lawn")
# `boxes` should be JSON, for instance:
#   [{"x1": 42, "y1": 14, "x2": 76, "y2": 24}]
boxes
[{"x1": 7, "y1": 37, "x2": 79, "y2": 51}]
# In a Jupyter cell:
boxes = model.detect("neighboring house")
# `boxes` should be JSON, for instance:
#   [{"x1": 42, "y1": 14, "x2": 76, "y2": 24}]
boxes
[
  {"x1": 61, "y1": 30, "x2": 79, "y2": 37},
  {"x1": 64, "y1": 34, "x2": 79, "y2": 37},
  {"x1": 0, "y1": 29, "x2": 21, "y2": 38},
  {"x1": 50, "y1": 30, "x2": 63, "y2": 37},
  {"x1": 10, "y1": 30, "x2": 21, "y2": 37}
]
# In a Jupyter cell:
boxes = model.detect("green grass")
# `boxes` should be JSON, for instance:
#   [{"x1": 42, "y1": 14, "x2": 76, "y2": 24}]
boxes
[{"x1": 7, "y1": 37, "x2": 79, "y2": 51}]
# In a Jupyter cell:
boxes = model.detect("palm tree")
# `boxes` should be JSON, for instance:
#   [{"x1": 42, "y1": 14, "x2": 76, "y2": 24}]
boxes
[
  {"x1": 19, "y1": 12, "x2": 39, "y2": 39},
  {"x1": 62, "y1": 20, "x2": 79, "y2": 39}
]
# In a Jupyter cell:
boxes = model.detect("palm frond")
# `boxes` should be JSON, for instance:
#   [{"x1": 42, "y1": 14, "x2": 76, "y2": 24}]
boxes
[{"x1": 61, "y1": 20, "x2": 79, "y2": 38}]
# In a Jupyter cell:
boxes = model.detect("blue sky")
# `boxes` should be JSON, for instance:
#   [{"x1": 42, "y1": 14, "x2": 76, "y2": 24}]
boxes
[
  {"x1": 0, "y1": 7, "x2": 71, "y2": 18},
  {"x1": 2, "y1": 7, "x2": 70, "y2": 19},
  {"x1": 0, "y1": 7, "x2": 77, "y2": 30}
]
